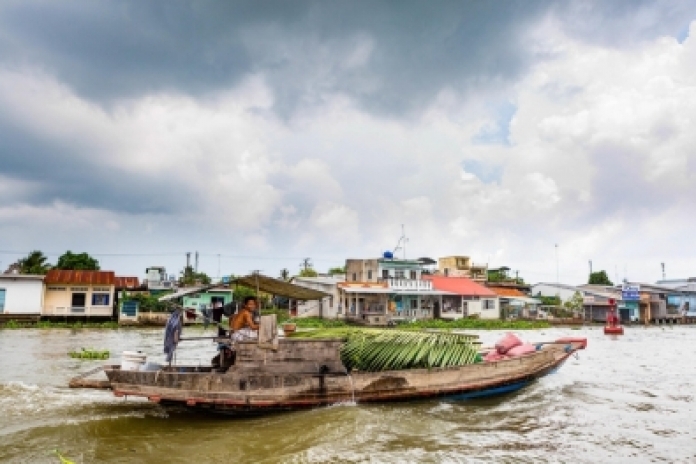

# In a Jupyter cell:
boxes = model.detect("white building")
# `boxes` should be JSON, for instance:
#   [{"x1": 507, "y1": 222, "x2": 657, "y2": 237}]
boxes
[
  {"x1": 290, "y1": 275, "x2": 343, "y2": 318},
  {"x1": 0, "y1": 274, "x2": 45, "y2": 315}
]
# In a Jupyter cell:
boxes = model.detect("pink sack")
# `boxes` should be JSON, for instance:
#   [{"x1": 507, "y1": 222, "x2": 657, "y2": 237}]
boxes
[
  {"x1": 483, "y1": 351, "x2": 506, "y2": 362},
  {"x1": 495, "y1": 332, "x2": 523, "y2": 354},
  {"x1": 507, "y1": 343, "x2": 537, "y2": 357}
]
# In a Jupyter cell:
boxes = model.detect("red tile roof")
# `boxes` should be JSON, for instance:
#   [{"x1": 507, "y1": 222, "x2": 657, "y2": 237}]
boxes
[
  {"x1": 45, "y1": 270, "x2": 115, "y2": 285},
  {"x1": 487, "y1": 286, "x2": 527, "y2": 297},
  {"x1": 114, "y1": 276, "x2": 140, "y2": 288},
  {"x1": 423, "y1": 275, "x2": 496, "y2": 297}
]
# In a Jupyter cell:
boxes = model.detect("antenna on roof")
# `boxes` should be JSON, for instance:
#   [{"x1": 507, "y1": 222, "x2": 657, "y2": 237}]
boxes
[
  {"x1": 661, "y1": 262, "x2": 665, "y2": 280},
  {"x1": 393, "y1": 224, "x2": 408, "y2": 260}
]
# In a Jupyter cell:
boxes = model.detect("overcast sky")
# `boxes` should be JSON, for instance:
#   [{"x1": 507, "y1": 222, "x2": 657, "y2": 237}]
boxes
[{"x1": 1, "y1": 0, "x2": 695, "y2": 284}]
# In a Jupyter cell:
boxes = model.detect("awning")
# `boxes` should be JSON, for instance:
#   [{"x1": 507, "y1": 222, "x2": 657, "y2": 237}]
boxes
[
  {"x1": 158, "y1": 286, "x2": 208, "y2": 301},
  {"x1": 233, "y1": 274, "x2": 329, "y2": 300}
]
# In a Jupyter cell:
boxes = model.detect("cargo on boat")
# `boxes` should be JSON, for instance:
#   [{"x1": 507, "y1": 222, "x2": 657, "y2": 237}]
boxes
[{"x1": 100, "y1": 334, "x2": 586, "y2": 415}]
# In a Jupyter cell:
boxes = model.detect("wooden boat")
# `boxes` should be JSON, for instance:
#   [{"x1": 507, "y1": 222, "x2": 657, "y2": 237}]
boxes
[{"x1": 102, "y1": 336, "x2": 587, "y2": 415}]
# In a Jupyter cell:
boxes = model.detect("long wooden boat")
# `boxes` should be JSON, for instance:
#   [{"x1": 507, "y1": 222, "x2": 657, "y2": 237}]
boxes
[{"x1": 102, "y1": 336, "x2": 586, "y2": 415}]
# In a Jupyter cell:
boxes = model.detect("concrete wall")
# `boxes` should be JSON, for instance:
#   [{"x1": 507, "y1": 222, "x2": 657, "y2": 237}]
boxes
[
  {"x1": 43, "y1": 284, "x2": 115, "y2": 316},
  {"x1": 0, "y1": 278, "x2": 44, "y2": 314}
]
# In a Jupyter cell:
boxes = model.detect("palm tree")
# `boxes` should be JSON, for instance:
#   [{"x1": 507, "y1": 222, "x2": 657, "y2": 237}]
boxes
[{"x1": 18, "y1": 250, "x2": 52, "y2": 275}]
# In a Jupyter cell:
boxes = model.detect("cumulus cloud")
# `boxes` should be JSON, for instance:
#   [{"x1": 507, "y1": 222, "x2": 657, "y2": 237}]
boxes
[{"x1": 1, "y1": 1, "x2": 695, "y2": 284}]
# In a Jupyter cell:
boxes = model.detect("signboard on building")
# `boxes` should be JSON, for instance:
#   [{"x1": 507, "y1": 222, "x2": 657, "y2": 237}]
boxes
[{"x1": 622, "y1": 284, "x2": 640, "y2": 301}]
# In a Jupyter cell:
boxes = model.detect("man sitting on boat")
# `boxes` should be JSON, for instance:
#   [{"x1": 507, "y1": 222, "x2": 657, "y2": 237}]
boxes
[{"x1": 230, "y1": 296, "x2": 259, "y2": 342}]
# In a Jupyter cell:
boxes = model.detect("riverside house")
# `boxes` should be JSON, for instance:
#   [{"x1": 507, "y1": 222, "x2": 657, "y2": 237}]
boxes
[
  {"x1": 0, "y1": 274, "x2": 45, "y2": 315},
  {"x1": 339, "y1": 256, "x2": 457, "y2": 325},
  {"x1": 43, "y1": 270, "x2": 115, "y2": 318},
  {"x1": 424, "y1": 275, "x2": 500, "y2": 319}
]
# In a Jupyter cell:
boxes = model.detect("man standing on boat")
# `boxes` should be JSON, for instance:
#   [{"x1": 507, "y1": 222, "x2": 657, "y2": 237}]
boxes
[{"x1": 230, "y1": 296, "x2": 259, "y2": 341}]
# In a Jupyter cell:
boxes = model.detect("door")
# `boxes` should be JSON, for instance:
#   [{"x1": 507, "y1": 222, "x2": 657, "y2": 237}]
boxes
[
  {"x1": 71, "y1": 293, "x2": 86, "y2": 313},
  {"x1": 0, "y1": 289, "x2": 5, "y2": 313}
]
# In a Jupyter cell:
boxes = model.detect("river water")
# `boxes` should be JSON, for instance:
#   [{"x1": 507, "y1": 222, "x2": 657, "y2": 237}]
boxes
[{"x1": 0, "y1": 326, "x2": 694, "y2": 463}]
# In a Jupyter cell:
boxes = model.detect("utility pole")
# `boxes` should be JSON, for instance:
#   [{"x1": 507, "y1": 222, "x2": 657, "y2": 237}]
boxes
[
  {"x1": 661, "y1": 262, "x2": 665, "y2": 280},
  {"x1": 186, "y1": 252, "x2": 191, "y2": 269},
  {"x1": 217, "y1": 253, "x2": 221, "y2": 281},
  {"x1": 555, "y1": 244, "x2": 559, "y2": 284},
  {"x1": 195, "y1": 251, "x2": 199, "y2": 273},
  {"x1": 589, "y1": 260, "x2": 592, "y2": 276},
  {"x1": 300, "y1": 258, "x2": 312, "y2": 272}
]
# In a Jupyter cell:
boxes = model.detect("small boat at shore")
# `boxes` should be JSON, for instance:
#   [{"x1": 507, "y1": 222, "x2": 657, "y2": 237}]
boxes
[{"x1": 97, "y1": 332, "x2": 587, "y2": 416}]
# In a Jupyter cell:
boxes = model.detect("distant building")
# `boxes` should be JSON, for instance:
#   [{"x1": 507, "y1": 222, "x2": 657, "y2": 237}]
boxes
[
  {"x1": 145, "y1": 266, "x2": 174, "y2": 292},
  {"x1": 43, "y1": 270, "x2": 115, "y2": 318},
  {"x1": 0, "y1": 274, "x2": 44, "y2": 315},
  {"x1": 437, "y1": 256, "x2": 487, "y2": 281},
  {"x1": 424, "y1": 275, "x2": 499, "y2": 319},
  {"x1": 487, "y1": 285, "x2": 540, "y2": 319},
  {"x1": 290, "y1": 275, "x2": 344, "y2": 318},
  {"x1": 532, "y1": 283, "x2": 623, "y2": 322},
  {"x1": 181, "y1": 288, "x2": 234, "y2": 312},
  {"x1": 341, "y1": 257, "x2": 443, "y2": 325}
]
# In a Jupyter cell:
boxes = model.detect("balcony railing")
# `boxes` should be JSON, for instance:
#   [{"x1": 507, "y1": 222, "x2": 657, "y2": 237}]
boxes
[
  {"x1": 380, "y1": 278, "x2": 433, "y2": 291},
  {"x1": 43, "y1": 306, "x2": 113, "y2": 317}
]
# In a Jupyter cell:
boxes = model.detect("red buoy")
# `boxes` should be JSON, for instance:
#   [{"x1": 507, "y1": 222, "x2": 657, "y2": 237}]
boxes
[{"x1": 604, "y1": 298, "x2": 624, "y2": 335}]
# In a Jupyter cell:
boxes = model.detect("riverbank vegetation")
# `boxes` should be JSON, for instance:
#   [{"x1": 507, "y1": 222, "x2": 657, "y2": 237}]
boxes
[{"x1": 0, "y1": 320, "x2": 119, "y2": 329}]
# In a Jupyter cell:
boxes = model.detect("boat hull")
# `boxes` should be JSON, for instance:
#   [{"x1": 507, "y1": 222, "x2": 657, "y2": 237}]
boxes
[{"x1": 104, "y1": 338, "x2": 584, "y2": 416}]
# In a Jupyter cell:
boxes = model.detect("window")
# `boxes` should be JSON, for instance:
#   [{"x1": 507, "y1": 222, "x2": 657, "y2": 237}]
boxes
[
  {"x1": 93, "y1": 287, "x2": 110, "y2": 292},
  {"x1": 395, "y1": 270, "x2": 405, "y2": 279},
  {"x1": 382, "y1": 269, "x2": 389, "y2": 279},
  {"x1": 352, "y1": 273, "x2": 357, "y2": 282},
  {"x1": 483, "y1": 299, "x2": 495, "y2": 310},
  {"x1": 92, "y1": 293, "x2": 110, "y2": 306},
  {"x1": 367, "y1": 270, "x2": 373, "y2": 280},
  {"x1": 0, "y1": 289, "x2": 5, "y2": 313},
  {"x1": 410, "y1": 270, "x2": 417, "y2": 279},
  {"x1": 71, "y1": 287, "x2": 88, "y2": 292},
  {"x1": 410, "y1": 299, "x2": 418, "y2": 309},
  {"x1": 71, "y1": 293, "x2": 86, "y2": 311},
  {"x1": 48, "y1": 287, "x2": 66, "y2": 291}
]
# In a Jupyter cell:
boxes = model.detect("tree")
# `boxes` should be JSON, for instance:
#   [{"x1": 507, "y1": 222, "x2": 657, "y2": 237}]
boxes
[
  {"x1": 564, "y1": 291, "x2": 584, "y2": 315},
  {"x1": 279, "y1": 268, "x2": 290, "y2": 281},
  {"x1": 298, "y1": 268, "x2": 318, "y2": 277},
  {"x1": 179, "y1": 265, "x2": 211, "y2": 286},
  {"x1": 55, "y1": 251, "x2": 100, "y2": 270},
  {"x1": 17, "y1": 250, "x2": 52, "y2": 274},
  {"x1": 536, "y1": 293, "x2": 561, "y2": 306},
  {"x1": 588, "y1": 270, "x2": 613, "y2": 286},
  {"x1": 328, "y1": 266, "x2": 346, "y2": 275}
]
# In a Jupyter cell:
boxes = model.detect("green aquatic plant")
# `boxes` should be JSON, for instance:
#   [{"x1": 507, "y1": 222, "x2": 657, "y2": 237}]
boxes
[{"x1": 68, "y1": 348, "x2": 110, "y2": 360}]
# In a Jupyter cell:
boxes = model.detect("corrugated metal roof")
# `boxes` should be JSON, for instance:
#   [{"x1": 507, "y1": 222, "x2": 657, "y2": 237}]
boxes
[
  {"x1": 114, "y1": 276, "x2": 140, "y2": 288},
  {"x1": 45, "y1": 270, "x2": 115, "y2": 285},
  {"x1": 488, "y1": 286, "x2": 527, "y2": 297},
  {"x1": 423, "y1": 276, "x2": 496, "y2": 297}
]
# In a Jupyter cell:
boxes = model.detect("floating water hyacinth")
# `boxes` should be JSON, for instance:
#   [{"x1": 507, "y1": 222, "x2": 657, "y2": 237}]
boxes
[{"x1": 68, "y1": 348, "x2": 110, "y2": 360}]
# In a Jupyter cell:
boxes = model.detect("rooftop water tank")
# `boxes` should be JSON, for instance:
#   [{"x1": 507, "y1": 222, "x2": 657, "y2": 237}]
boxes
[{"x1": 383, "y1": 251, "x2": 394, "y2": 259}]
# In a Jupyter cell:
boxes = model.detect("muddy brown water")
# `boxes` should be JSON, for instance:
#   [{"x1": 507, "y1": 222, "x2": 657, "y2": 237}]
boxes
[{"x1": 0, "y1": 327, "x2": 695, "y2": 463}]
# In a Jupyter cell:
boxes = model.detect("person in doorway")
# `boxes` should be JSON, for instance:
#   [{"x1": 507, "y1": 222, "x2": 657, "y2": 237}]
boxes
[
  {"x1": 230, "y1": 296, "x2": 259, "y2": 341},
  {"x1": 212, "y1": 300, "x2": 225, "y2": 336}
]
